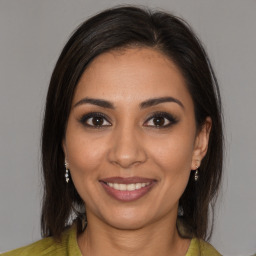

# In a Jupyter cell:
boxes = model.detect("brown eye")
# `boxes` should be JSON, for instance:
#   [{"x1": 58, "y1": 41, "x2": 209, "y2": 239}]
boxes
[
  {"x1": 80, "y1": 112, "x2": 111, "y2": 128},
  {"x1": 144, "y1": 112, "x2": 178, "y2": 128},
  {"x1": 92, "y1": 116, "x2": 104, "y2": 126},
  {"x1": 152, "y1": 117, "x2": 165, "y2": 127}
]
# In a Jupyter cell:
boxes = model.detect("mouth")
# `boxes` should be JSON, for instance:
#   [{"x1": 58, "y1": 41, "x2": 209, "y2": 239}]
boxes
[{"x1": 99, "y1": 176, "x2": 157, "y2": 202}]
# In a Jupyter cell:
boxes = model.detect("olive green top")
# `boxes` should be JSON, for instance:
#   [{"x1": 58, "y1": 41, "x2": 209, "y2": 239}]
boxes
[{"x1": 2, "y1": 225, "x2": 221, "y2": 256}]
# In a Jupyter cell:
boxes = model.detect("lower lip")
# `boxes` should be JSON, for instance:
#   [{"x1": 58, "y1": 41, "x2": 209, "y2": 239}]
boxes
[{"x1": 100, "y1": 182, "x2": 156, "y2": 202}]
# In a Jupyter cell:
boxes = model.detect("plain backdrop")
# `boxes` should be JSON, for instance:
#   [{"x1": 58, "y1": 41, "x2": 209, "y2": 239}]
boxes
[{"x1": 0, "y1": 0, "x2": 256, "y2": 255}]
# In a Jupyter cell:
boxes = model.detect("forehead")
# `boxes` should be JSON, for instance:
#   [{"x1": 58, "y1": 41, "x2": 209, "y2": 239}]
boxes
[{"x1": 73, "y1": 47, "x2": 193, "y2": 108}]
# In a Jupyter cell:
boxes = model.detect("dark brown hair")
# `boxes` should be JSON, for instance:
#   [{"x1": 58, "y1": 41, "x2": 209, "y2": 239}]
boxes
[{"x1": 41, "y1": 6, "x2": 223, "y2": 241}]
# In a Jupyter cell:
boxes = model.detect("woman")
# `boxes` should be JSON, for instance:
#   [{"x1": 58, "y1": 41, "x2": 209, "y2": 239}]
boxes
[{"x1": 3, "y1": 6, "x2": 223, "y2": 255}]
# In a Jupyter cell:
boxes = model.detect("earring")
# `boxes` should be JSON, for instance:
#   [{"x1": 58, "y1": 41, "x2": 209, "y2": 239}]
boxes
[
  {"x1": 65, "y1": 161, "x2": 70, "y2": 183},
  {"x1": 194, "y1": 167, "x2": 199, "y2": 181},
  {"x1": 178, "y1": 205, "x2": 184, "y2": 216}
]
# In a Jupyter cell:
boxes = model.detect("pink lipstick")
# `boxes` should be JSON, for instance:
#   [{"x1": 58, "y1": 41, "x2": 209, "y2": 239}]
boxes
[{"x1": 99, "y1": 176, "x2": 156, "y2": 202}]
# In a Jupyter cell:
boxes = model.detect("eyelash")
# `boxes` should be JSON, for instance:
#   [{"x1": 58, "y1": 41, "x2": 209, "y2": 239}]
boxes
[
  {"x1": 79, "y1": 111, "x2": 178, "y2": 129},
  {"x1": 144, "y1": 112, "x2": 178, "y2": 128},
  {"x1": 79, "y1": 112, "x2": 111, "y2": 128}
]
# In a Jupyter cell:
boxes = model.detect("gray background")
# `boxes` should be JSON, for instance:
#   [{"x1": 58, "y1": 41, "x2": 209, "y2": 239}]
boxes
[{"x1": 0, "y1": 0, "x2": 255, "y2": 255}]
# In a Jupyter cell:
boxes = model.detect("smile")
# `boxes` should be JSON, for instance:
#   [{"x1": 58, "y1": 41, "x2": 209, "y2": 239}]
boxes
[
  {"x1": 106, "y1": 182, "x2": 150, "y2": 191},
  {"x1": 100, "y1": 177, "x2": 156, "y2": 202}
]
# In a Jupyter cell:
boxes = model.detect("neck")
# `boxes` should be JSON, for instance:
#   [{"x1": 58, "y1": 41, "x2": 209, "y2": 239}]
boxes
[{"x1": 77, "y1": 212, "x2": 190, "y2": 256}]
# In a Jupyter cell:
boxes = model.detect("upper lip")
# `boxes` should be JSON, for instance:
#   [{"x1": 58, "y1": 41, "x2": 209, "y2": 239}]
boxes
[{"x1": 99, "y1": 176, "x2": 156, "y2": 184}]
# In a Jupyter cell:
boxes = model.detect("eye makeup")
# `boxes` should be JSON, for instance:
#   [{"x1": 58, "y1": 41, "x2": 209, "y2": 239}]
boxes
[
  {"x1": 78, "y1": 110, "x2": 179, "y2": 130},
  {"x1": 79, "y1": 112, "x2": 112, "y2": 128},
  {"x1": 143, "y1": 111, "x2": 179, "y2": 129}
]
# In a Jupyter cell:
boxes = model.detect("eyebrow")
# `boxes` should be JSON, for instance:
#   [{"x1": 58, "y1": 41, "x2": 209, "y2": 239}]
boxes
[
  {"x1": 73, "y1": 98, "x2": 115, "y2": 109},
  {"x1": 73, "y1": 96, "x2": 184, "y2": 109},
  {"x1": 140, "y1": 97, "x2": 184, "y2": 109}
]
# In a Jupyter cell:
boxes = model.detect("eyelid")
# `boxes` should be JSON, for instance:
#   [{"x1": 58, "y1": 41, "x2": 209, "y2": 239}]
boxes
[
  {"x1": 143, "y1": 111, "x2": 178, "y2": 128},
  {"x1": 79, "y1": 112, "x2": 112, "y2": 128},
  {"x1": 78, "y1": 111, "x2": 178, "y2": 129}
]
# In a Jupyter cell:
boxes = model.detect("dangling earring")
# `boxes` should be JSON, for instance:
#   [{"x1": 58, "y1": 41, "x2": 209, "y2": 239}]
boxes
[
  {"x1": 194, "y1": 166, "x2": 199, "y2": 181},
  {"x1": 178, "y1": 205, "x2": 184, "y2": 216},
  {"x1": 65, "y1": 160, "x2": 70, "y2": 183}
]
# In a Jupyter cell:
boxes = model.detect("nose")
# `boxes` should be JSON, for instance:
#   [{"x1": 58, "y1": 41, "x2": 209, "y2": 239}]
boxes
[{"x1": 107, "y1": 125, "x2": 147, "y2": 169}]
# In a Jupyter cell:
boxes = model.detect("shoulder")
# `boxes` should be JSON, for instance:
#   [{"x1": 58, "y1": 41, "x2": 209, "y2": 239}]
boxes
[
  {"x1": 1, "y1": 236, "x2": 63, "y2": 256},
  {"x1": 1, "y1": 225, "x2": 81, "y2": 256},
  {"x1": 186, "y1": 238, "x2": 222, "y2": 256}
]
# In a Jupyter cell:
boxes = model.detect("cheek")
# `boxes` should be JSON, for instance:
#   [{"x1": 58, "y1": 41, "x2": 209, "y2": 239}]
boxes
[
  {"x1": 148, "y1": 128, "x2": 195, "y2": 195},
  {"x1": 150, "y1": 131, "x2": 195, "y2": 172},
  {"x1": 64, "y1": 126, "x2": 108, "y2": 205},
  {"x1": 65, "y1": 125, "x2": 107, "y2": 179}
]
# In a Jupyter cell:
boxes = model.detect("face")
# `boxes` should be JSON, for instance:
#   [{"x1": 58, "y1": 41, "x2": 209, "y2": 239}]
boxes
[{"x1": 63, "y1": 47, "x2": 210, "y2": 230}]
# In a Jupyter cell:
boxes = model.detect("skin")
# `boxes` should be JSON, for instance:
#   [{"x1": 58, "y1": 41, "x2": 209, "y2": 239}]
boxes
[{"x1": 63, "y1": 47, "x2": 211, "y2": 256}]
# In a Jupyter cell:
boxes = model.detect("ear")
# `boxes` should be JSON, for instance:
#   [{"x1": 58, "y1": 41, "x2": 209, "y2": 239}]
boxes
[
  {"x1": 191, "y1": 117, "x2": 212, "y2": 170},
  {"x1": 62, "y1": 139, "x2": 67, "y2": 161}
]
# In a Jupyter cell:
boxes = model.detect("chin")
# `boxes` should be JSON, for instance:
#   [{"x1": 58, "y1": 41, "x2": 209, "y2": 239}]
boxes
[
  {"x1": 107, "y1": 218, "x2": 148, "y2": 231},
  {"x1": 99, "y1": 208, "x2": 156, "y2": 230}
]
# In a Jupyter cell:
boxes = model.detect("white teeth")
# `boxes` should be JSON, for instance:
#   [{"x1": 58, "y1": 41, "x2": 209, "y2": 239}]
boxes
[
  {"x1": 106, "y1": 182, "x2": 150, "y2": 191},
  {"x1": 119, "y1": 184, "x2": 126, "y2": 191},
  {"x1": 135, "y1": 183, "x2": 142, "y2": 189},
  {"x1": 113, "y1": 183, "x2": 120, "y2": 190},
  {"x1": 127, "y1": 184, "x2": 135, "y2": 191},
  {"x1": 108, "y1": 183, "x2": 113, "y2": 188}
]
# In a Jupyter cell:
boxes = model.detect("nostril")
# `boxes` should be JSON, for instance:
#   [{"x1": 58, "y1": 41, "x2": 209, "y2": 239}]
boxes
[{"x1": 107, "y1": 131, "x2": 147, "y2": 168}]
